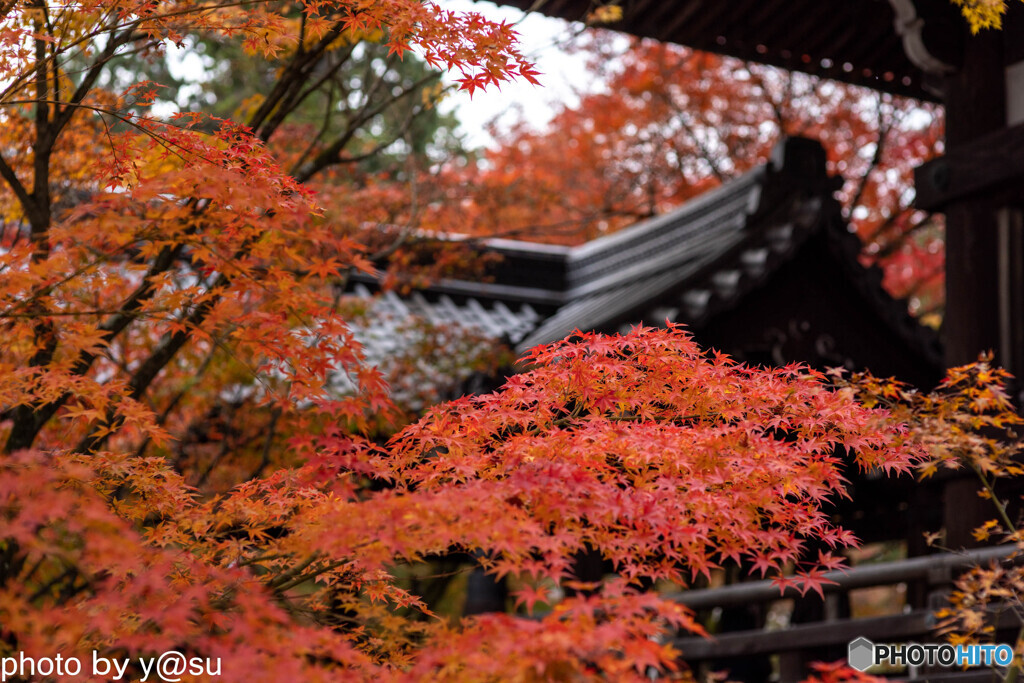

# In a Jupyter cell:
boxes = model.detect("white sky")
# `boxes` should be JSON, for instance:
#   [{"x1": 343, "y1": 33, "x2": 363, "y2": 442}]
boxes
[{"x1": 434, "y1": 0, "x2": 598, "y2": 148}]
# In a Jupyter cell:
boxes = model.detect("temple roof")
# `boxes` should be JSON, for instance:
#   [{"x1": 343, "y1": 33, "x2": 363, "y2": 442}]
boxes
[{"x1": 349, "y1": 137, "x2": 943, "y2": 378}]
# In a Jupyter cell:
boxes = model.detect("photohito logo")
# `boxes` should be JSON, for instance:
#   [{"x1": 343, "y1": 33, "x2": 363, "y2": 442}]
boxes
[
  {"x1": 848, "y1": 637, "x2": 874, "y2": 672},
  {"x1": 847, "y1": 637, "x2": 1014, "y2": 672}
]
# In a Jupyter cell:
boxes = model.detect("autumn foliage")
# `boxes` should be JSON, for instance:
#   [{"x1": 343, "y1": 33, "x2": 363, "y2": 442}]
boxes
[
  {"x1": 2, "y1": 319, "x2": 920, "y2": 679},
  {"x1": 0, "y1": 0, "x2": 965, "y2": 680},
  {"x1": 838, "y1": 358, "x2": 1024, "y2": 675},
  {"x1": 953, "y1": 0, "x2": 1024, "y2": 32}
]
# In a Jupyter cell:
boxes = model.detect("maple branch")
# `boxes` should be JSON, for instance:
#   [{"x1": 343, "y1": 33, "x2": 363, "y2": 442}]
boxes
[
  {"x1": 969, "y1": 461, "x2": 1016, "y2": 536},
  {"x1": 0, "y1": 307, "x2": 179, "y2": 319},
  {"x1": 3, "y1": 83, "x2": 268, "y2": 455},
  {"x1": 248, "y1": 406, "x2": 282, "y2": 480},
  {"x1": 194, "y1": 430, "x2": 236, "y2": 488},
  {"x1": 133, "y1": 339, "x2": 222, "y2": 462},
  {"x1": 52, "y1": 30, "x2": 143, "y2": 135},
  {"x1": 27, "y1": 0, "x2": 55, "y2": 249},
  {"x1": 75, "y1": 275, "x2": 229, "y2": 454},
  {"x1": 0, "y1": 1, "x2": 266, "y2": 106},
  {"x1": 844, "y1": 96, "x2": 890, "y2": 222},
  {"x1": 65, "y1": 198, "x2": 361, "y2": 457},
  {"x1": 267, "y1": 553, "x2": 322, "y2": 591},
  {"x1": 294, "y1": 44, "x2": 357, "y2": 106},
  {"x1": 75, "y1": 215, "x2": 312, "y2": 457},
  {"x1": 870, "y1": 210, "x2": 936, "y2": 259},
  {"x1": 246, "y1": 20, "x2": 350, "y2": 138},
  {"x1": 0, "y1": 152, "x2": 33, "y2": 216},
  {"x1": 3, "y1": 242, "x2": 187, "y2": 453},
  {"x1": 8, "y1": 548, "x2": 36, "y2": 585},
  {"x1": 236, "y1": 552, "x2": 290, "y2": 568},
  {"x1": 9, "y1": 13, "x2": 64, "y2": 456},
  {"x1": 271, "y1": 558, "x2": 356, "y2": 595},
  {"x1": 289, "y1": 81, "x2": 338, "y2": 174},
  {"x1": 28, "y1": 565, "x2": 77, "y2": 604},
  {"x1": 30, "y1": 0, "x2": 50, "y2": 133},
  {"x1": 3, "y1": 99, "x2": 208, "y2": 153},
  {"x1": 291, "y1": 53, "x2": 402, "y2": 181},
  {"x1": 0, "y1": 25, "x2": 140, "y2": 253},
  {"x1": 257, "y1": 43, "x2": 357, "y2": 144},
  {"x1": 294, "y1": 69, "x2": 441, "y2": 183},
  {"x1": 336, "y1": 104, "x2": 426, "y2": 166},
  {"x1": 361, "y1": 156, "x2": 420, "y2": 264}
]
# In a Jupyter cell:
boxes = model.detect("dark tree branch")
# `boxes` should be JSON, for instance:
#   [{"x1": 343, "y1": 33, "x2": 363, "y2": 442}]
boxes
[
  {"x1": 246, "y1": 20, "x2": 350, "y2": 136},
  {"x1": 294, "y1": 69, "x2": 440, "y2": 182},
  {"x1": 872, "y1": 211, "x2": 937, "y2": 260},
  {"x1": 248, "y1": 406, "x2": 282, "y2": 480},
  {"x1": 258, "y1": 45, "x2": 356, "y2": 144},
  {"x1": 289, "y1": 80, "x2": 338, "y2": 175},
  {"x1": 845, "y1": 95, "x2": 891, "y2": 222},
  {"x1": 2, "y1": 241, "x2": 189, "y2": 453},
  {"x1": 0, "y1": 153, "x2": 33, "y2": 216}
]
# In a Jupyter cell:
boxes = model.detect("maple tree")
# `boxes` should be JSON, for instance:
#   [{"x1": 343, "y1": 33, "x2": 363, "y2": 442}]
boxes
[
  {"x1": 436, "y1": 37, "x2": 945, "y2": 321},
  {"x1": 0, "y1": 0, "x2": 945, "y2": 680},
  {"x1": 837, "y1": 358, "x2": 1024, "y2": 681},
  {"x1": 2, "y1": 316, "x2": 918, "y2": 679},
  {"x1": 0, "y1": 0, "x2": 538, "y2": 456}
]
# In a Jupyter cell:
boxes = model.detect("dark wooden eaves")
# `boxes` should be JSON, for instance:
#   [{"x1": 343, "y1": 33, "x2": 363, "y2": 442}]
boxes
[{"x1": 488, "y1": 0, "x2": 965, "y2": 102}]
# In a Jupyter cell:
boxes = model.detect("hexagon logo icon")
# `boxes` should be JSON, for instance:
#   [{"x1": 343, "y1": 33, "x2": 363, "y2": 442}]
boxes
[{"x1": 848, "y1": 637, "x2": 875, "y2": 672}]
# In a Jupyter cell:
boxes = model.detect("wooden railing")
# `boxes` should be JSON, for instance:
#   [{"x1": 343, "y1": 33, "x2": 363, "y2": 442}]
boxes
[{"x1": 670, "y1": 545, "x2": 1020, "y2": 682}]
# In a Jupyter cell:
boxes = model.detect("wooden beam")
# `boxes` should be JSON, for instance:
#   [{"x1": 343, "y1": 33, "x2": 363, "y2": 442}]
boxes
[
  {"x1": 659, "y1": 0, "x2": 714, "y2": 42},
  {"x1": 675, "y1": 608, "x2": 1023, "y2": 660},
  {"x1": 915, "y1": 122, "x2": 1024, "y2": 210},
  {"x1": 675, "y1": 611, "x2": 933, "y2": 658},
  {"x1": 666, "y1": 545, "x2": 1016, "y2": 610}
]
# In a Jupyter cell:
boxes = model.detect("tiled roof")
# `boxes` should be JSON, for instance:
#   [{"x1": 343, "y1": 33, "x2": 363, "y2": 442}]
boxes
[
  {"x1": 348, "y1": 137, "x2": 943, "y2": 373},
  {"x1": 519, "y1": 161, "x2": 774, "y2": 350},
  {"x1": 350, "y1": 285, "x2": 542, "y2": 345}
]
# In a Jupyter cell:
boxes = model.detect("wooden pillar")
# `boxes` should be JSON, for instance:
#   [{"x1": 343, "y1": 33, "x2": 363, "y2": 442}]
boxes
[
  {"x1": 935, "y1": 11, "x2": 1023, "y2": 550},
  {"x1": 941, "y1": 24, "x2": 1006, "y2": 368}
]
